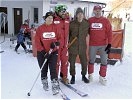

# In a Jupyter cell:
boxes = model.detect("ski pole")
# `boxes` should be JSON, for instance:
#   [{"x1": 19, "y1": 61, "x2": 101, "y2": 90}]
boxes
[
  {"x1": 27, "y1": 49, "x2": 53, "y2": 96},
  {"x1": 68, "y1": 37, "x2": 77, "y2": 48}
]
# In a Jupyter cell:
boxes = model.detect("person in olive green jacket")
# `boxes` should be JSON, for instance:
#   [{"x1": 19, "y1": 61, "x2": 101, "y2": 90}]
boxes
[{"x1": 68, "y1": 7, "x2": 89, "y2": 84}]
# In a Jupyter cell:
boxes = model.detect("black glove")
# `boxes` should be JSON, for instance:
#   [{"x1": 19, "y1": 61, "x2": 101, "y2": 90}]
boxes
[
  {"x1": 50, "y1": 42, "x2": 60, "y2": 49},
  {"x1": 55, "y1": 41, "x2": 60, "y2": 46},
  {"x1": 40, "y1": 50, "x2": 50, "y2": 59},
  {"x1": 105, "y1": 44, "x2": 111, "y2": 54}
]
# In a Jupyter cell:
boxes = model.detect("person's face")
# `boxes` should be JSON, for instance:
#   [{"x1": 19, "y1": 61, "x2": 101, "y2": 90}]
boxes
[
  {"x1": 45, "y1": 16, "x2": 53, "y2": 25},
  {"x1": 94, "y1": 9, "x2": 102, "y2": 17},
  {"x1": 77, "y1": 12, "x2": 84, "y2": 21},
  {"x1": 24, "y1": 22, "x2": 28, "y2": 25},
  {"x1": 58, "y1": 10, "x2": 67, "y2": 19}
]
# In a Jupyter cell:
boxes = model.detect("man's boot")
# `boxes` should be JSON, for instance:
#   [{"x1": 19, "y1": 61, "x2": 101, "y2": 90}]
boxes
[
  {"x1": 99, "y1": 65, "x2": 107, "y2": 85},
  {"x1": 70, "y1": 76, "x2": 75, "y2": 84},
  {"x1": 99, "y1": 76, "x2": 107, "y2": 86},
  {"x1": 82, "y1": 75, "x2": 89, "y2": 83},
  {"x1": 88, "y1": 73, "x2": 93, "y2": 82}
]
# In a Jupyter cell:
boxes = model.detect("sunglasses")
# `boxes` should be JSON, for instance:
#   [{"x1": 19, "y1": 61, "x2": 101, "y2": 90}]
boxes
[{"x1": 59, "y1": 10, "x2": 66, "y2": 13}]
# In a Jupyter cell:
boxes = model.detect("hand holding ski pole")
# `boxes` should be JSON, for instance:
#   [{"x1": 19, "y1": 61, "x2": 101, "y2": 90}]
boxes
[
  {"x1": 27, "y1": 41, "x2": 60, "y2": 96},
  {"x1": 27, "y1": 50, "x2": 53, "y2": 96}
]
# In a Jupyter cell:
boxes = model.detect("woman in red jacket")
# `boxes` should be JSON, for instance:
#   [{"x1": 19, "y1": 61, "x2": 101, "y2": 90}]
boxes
[
  {"x1": 35, "y1": 12, "x2": 60, "y2": 95},
  {"x1": 88, "y1": 5, "x2": 112, "y2": 85}
]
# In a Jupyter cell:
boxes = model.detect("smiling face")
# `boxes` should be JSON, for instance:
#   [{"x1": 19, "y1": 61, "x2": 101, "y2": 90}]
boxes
[
  {"x1": 45, "y1": 16, "x2": 53, "y2": 25},
  {"x1": 55, "y1": 5, "x2": 67, "y2": 19},
  {"x1": 76, "y1": 12, "x2": 84, "y2": 22},
  {"x1": 93, "y1": 9, "x2": 102, "y2": 18},
  {"x1": 58, "y1": 10, "x2": 67, "y2": 19}
]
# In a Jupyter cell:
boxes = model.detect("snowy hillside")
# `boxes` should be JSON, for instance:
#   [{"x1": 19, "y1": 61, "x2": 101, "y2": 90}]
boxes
[{"x1": 0, "y1": 22, "x2": 132, "y2": 99}]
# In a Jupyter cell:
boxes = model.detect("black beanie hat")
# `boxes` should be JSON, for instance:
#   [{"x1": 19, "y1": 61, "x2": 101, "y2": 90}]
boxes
[
  {"x1": 45, "y1": 12, "x2": 53, "y2": 19},
  {"x1": 76, "y1": 7, "x2": 84, "y2": 16}
]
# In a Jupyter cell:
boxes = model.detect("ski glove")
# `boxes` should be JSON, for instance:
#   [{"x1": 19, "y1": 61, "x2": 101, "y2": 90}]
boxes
[
  {"x1": 105, "y1": 44, "x2": 111, "y2": 54},
  {"x1": 50, "y1": 42, "x2": 60, "y2": 49}
]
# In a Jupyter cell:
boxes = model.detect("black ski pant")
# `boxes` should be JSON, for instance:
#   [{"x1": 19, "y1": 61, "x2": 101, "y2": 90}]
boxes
[
  {"x1": 15, "y1": 43, "x2": 27, "y2": 51},
  {"x1": 37, "y1": 50, "x2": 58, "y2": 80}
]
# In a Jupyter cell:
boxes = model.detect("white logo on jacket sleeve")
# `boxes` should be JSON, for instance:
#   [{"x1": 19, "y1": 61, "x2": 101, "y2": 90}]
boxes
[
  {"x1": 43, "y1": 32, "x2": 55, "y2": 38},
  {"x1": 65, "y1": 21, "x2": 69, "y2": 23},
  {"x1": 92, "y1": 23, "x2": 103, "y2": 28},
  {"x1": 54, "y1": 21, "x2": 60, "y2": 24}
]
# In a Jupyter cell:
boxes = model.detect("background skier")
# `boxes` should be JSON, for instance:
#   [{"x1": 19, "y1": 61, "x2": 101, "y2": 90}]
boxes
[
  {"x1": 21, "y1": 20, "x2": 31, "y2": 40},
  {"x1": 15, "y1": 28, "x2": 28, "y2": 53}
]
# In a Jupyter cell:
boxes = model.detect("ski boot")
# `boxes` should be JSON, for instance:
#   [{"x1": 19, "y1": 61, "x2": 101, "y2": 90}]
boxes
[
  {"x1": 41, "y1": 77, "x2": 49, "y2": 91},
  {"x1": 24, "y1": 49, "x2": 28, "y2": 53},
  {"x1": 88, "y1": 74, "x2": 93, "y2": 82},
  {"x1": 99, "y1": 76, "x2": 107, "y2": 86},
  {"x1": 14, "y1": 49, "x2": 20, "y2": 54},
  {"x1": 51, "y1": 79, "x2": 60, "y2": 95},
  {"x1": 62, "y1": 76, "x2": 69, "y2": 84},
  {"x1": 15, "y1": 48, "x2": 17, "y2": 52}
]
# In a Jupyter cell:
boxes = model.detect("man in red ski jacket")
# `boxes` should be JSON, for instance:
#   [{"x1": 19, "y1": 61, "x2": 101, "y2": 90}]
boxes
[
  {"x1": 35, "y1": 12, "x2": 61, "y2": 95},
  {"x1": 54, "y1": 5, "x2": 70, "y2": 84},
  {"x1": 88, "y1": 5, "x2": 112, "y2": 85}
]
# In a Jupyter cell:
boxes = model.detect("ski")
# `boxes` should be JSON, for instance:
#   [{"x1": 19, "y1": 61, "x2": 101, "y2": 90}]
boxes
[
  {"x1": 59, "y1": 89, "x2": 71, "y2": 100},
  {"x1": 60, "y1": 79, "x2": 88, "y2": 97},
  {"x1": 0, "y1": 51, "x2": 4, "y2": 53}
]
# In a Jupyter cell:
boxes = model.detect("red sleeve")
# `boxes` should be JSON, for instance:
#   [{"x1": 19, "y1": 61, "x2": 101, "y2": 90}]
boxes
[
  {"x1": 35, "y1": 27, "x2": 44, "y2": 52},
  {"x1": 106, "y1": 19, "x2": 112, "y2": 44},
  {"x1": 56, "y1": 26, "x2": 61, "y2": 42}
]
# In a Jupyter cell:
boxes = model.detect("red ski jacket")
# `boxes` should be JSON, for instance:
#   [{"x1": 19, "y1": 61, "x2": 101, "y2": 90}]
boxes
[
  {"x1": 35, "y1": 23, "x2": 60, "y2": 52},
  {"x1": 21, "y1": 24, "x2": 30, "y2": 33},
  {"x1": 88, "y1": 16, "x2": 112, "y2": 46},
  {"x1": 54, "y1": 13, "x2": 70, "y2": 48}
]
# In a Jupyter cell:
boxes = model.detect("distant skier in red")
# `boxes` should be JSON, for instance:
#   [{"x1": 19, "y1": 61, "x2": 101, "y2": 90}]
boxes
[{"x1": 21, "y1": 20, "x2": 31, "y2": 40}]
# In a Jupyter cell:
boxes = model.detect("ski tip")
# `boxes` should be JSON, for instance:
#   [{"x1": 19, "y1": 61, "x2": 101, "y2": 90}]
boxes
[
  {"x1": 82, "y1": 94, "x2": 88, "y2": 97},
  {"x1": 0, "y1": 51, "x2": 4, "y2": 53}
]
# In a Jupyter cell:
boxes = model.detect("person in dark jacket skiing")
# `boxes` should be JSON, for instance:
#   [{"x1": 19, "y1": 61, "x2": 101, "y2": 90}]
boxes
[
  {"x1": 15, "y1": 28, "x2": 28, "y2": 53},
  {"x1": 35, "y1": 11, "x2": 61, "y2": 95},
  {"x1": 69, "y1": 7, "x2": 89, "y2": 84},
  {"x1": 54, "y1": 5, "x2": 70, "y2": 84},
  {"x1": 88, "y1": 5, "x2": 112, "y2": 85}
]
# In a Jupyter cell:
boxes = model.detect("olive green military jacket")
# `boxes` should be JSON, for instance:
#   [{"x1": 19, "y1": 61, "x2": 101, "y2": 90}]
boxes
[{"x1": 69, "y1": 19, "x2": 89, "y2": 55}]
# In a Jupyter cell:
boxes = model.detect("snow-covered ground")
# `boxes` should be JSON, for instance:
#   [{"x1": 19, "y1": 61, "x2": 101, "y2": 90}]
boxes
[{"x1": 0, "y1": 22, "x2": 132, "y2": 99}]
